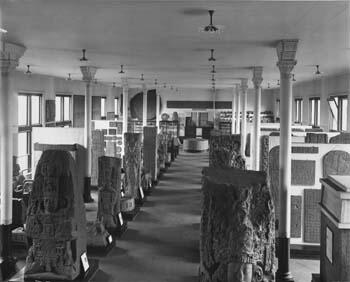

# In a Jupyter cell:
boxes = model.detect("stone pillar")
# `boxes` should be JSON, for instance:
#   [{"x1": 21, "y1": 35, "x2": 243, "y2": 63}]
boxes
[
  {"x1": 231, "y1": 87, "x2": 235, "y2": 134},
  {"x1": 156, "y1": 88, "x2": 160, "y2": 132},
  {"x1": 122, "y1": 78, "x2": 129, "y2": 135},
  {"x1": 80, "y1": 65, "x2": 97, "y2": 203},
  {"x1": 240, "y1": 79, "x2": 248, "y2": 157},
  {"x1": 252, "y1": 67, "x2": 263, "y2": 171},
  {"x1": 235, "y1": 84, "x2": 241, "y2": 134},
  {"x1": 276, "y1": 39, "x2": 298, "y2": 282},
  {"x1": 142, "y1": 83, "x2": 148, "y2": 127},
  {"x1": 0, "y1": 41, "x2": 25, "y2": 279}
]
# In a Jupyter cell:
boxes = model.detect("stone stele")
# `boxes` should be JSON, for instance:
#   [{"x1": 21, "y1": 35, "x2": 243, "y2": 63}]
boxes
[
  {"x1": 25, "y1": 150, "x2": 86, "y2": 280},
  {"x1": 143, "y1": 127, "x2": 158, "y2": 181},
  {"x1": 124, "y1": 133, "x2": 142, "y2": 199},
  {"x1": 323, "y1": 150, "x2": 350, "y2": 178},
  {"x1": 200, "y1": 168, "x2": 275, "y2": 282}
]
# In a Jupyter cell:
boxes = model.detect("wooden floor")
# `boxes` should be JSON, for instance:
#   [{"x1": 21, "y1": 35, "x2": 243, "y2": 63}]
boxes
[{"x1": 13, "y1": 151, "x2": 319, "y2": 282}]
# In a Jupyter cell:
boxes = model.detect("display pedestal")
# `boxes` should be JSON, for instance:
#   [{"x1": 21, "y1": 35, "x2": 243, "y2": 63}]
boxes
[
  {"x1": 10, "y1": 259, "x2": 99, "y2": 282},
  {"x1": 314, "y1": 175, "x2": 350, "y2": 282}
]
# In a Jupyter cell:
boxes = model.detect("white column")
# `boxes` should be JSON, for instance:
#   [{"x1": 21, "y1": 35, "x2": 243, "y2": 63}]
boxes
[
  {"x1": 142, "y1": 83, "x2": 148, "y2": 127},
  {"x1": 252, "y1": 67, "x2": 263, "y2": 171},
  {"x1": 0, "y1": 42, "x2": 25, "y2": 225},
  {"x1": 276, "y1": 39, "x2": 298, "y2": 282},
  {"x1": 122, "y1": 78, "x2": 129, "y2": 134},
  {"x1": 231, "y1": 87, "x2": 235, "y2": 134},
  {"x1": 240, "y1": 79, "x2": 248, "y2": 157},
  {"x1": 80, "y1": 66, "x2": 97, "y2": 177},
  {"x1": 156, "y1": 88, "x2": 160, "y2": 131},
  {"x1": 235, "y1": 84, "x2": 241, "y2": 134},
  {"x1": 106, "y1": 85, "x2": 115, "y2": 116}
]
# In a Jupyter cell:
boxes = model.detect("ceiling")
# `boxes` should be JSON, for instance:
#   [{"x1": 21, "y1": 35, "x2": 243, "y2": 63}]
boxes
[{"x1": 2, "y1": 0, "x2": 350, "y2": 89}]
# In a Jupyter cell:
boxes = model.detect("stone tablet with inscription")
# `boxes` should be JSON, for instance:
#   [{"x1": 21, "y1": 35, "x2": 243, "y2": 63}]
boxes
[
  {"x1": 304, "y1": 189, "x2": 321, "y2": 243},
  {"x1": 92, "y1": 130, "x2": 105, "y2": 186},
  {"x1": 291, "y1": 160, "x2": 315, "y2": 186},
  {"x1": 323, "y1": 150, "x2": 350, "y2": 178},
  {"x1": 144, "y1": 127, "x2": 158, "y2": 181},
  {"x1": 291, "y1": 196, "x2": 302, "y2": 238},
  {"x1": 25, "y1": 150, "x2": 86, "y2": 280}
]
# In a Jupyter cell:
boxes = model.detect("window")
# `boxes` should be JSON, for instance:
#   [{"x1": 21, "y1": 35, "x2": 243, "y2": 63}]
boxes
[
  {"x1": 55, "y1": 95, "x2": 72, "y2": 126},
  {"x1": 276, "y1": 99, "x2": 280, "y2": 121},
  {"x1": 17, "y1": 93, "x2": 42, "y2": 171},
  {"x1": 114, "y1": 98, "x2": 119, "y2": 117},
  {"x1": 101, "y1": 97, "x2": 106, "y2": 118},
  {"x1": 295, "y1": 98, "x2": 303, "y2": 123},
  {"x1": 328, "y1": 95, "x2": 348, "y2": 131},
  {"x1": 309, "y1": 97, "x2": 320, "y2": 126},
  {"x1": 199, "y1": 112, "x2": 208, "y2": 127}
]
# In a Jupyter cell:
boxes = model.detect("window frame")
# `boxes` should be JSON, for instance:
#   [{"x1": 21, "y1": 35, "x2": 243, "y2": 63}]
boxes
[
  {"x1": 101, "y1": 96, "x2": 107, "y2": 119},
  {"x1": 294, "y1": 98, "x2": 303, "y2": 123},
  {"x1": 309, "y1": 97, "x2": 321, "y2": 127},
  {"x1": 55, "y1": 94, "x2": 72, "y2": 127},
  {"x1": 328, "y1": 95, "x2": 348, "y2": 131}
]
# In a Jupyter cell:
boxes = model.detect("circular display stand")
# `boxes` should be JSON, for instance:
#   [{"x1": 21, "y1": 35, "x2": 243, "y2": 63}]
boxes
[{"x1": 183, "y1": 138, "x2": 209, "y2": 152}]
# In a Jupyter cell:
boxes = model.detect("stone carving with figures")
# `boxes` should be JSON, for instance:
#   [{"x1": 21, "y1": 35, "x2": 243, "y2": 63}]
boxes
[
  {"x1": 24, "y1": 150, "x2": 86, "y2": 280},
  {"x1": 200, "y1": 168, "x2": 275, "y2": 282}
]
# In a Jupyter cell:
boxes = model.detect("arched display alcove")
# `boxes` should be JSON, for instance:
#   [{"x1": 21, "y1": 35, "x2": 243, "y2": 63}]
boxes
[{"x1": 130, "y1": 89, "x2": 162, "y2": 120}]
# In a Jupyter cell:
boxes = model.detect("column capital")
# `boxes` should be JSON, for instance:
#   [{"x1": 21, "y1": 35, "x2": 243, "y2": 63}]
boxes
[
  {"x1": 252, "y1": 66, "x2": 263, "y2": 88},
  {"x1": 276, "y1": 39, "x2": 298, "y2": 76},
  {"x1": 241, "y1": 78, "x2": 248, "y2": 92},
  {"x1": 142, "y1": 82, "x2": 147, "y2": 92},
  {"x1": 0, "y1": 42, "x2": 26, "y2": 75},
  {"x1": 80, "y1": 66, "x2": 97, "y2": 82}
]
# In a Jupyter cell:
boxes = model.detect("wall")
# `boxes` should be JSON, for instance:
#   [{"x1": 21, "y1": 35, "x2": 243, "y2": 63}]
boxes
[{"x1": 268, "y1": 73, "x2": 350, "y2": 131}]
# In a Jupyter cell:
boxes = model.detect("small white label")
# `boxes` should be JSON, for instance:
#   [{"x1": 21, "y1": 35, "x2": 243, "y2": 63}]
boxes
[
  {"x1": 81, "y1": 252, "x2": 89, "y2": 272},
  {"x1": 139, "y1": 187, "x2": 144, "y2": 199},
  {"x1": 326, "y1": 226, "x2": 333, "y2": 264},
  {"x1": 107, "y1": 235, "x2": 113, "y2": 244},
  {"x1": 118, "y1": 212, "x2": 124, "y2": 226},
  {"x1": 121, "y1": 191, "x2": 125, "y2": 197}
]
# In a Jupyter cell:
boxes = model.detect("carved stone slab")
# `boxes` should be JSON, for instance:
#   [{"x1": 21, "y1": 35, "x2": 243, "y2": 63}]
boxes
[
  {"x1": 105, "y1": 141, "x2": 116, "y2": 157},
  {"x1": 291, "y1": 160, "x2": 315, "y2": 186},
  {"x1": 158, "y1": 133, "x2": 168, "y2": 169},
  {"x1": 260, "y1": 135, "x2": 269, "y2": 173},
  {"x1": 329, "y1": 133, "x2": 350, "y2": 144},
  {"x1": 92, "y1": 130, "x2": 105, "y2": 186},
  {"x1": 209, "y1": 134, "x2": 245, "y2": 169},
  {"x1": 268, "y1": 146, "x2": 280, "y2": 218},
  {"x1": 124, "y1": 133, "x2": 142, "y2": 199},
  {"x1": 25, "y1": 150, "x2": 86, "y2": 280},
  {"x1": 143, "y1": 127, "x2": 158, "y2": 181},
  {"x1": 291, "y1": 196, "x2": 302, "y2": 238},
  {"x1": 305, "y1": 133, "x2": 327, "y2": 144},
  {"x1": 304, "y1": 189, "x2": 321, "y2": 243},
  {"x1": 45, "y1": 100, "x2": 55, "y2": 123},
  {"x1": 292, "y1": 146, "x2": 319, "y2": 154},
  {"x1": 97, "y1": 156, "x2": 121, "y2": 230},
  {"x1": 200, "y1": 168, "x2": 275, "y2": 282},
  {"x1": 323, "y1": 150, "x2": 350, "y2": 178}
]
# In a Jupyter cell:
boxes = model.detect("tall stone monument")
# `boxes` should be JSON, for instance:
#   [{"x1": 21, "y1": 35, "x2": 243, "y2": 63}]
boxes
[
  {"x1": 143, "y1": 127, "x2": 158, "y2": 182},
  {"x1": 200, "y1": 168, "x2": 275, "y2": 282},
  {"x1": 24, "y1": 150, "x2": 86, "y2": 280}
]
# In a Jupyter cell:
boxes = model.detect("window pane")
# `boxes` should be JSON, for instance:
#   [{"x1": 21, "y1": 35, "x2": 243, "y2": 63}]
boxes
[
  {"x1": 101, "y1": 98, "x2": 106, "y2": 117},
  {"x1": 17, "y1": 156, "x2": 28, "y2": 171},
  {"x1": 64, "y1": 97, "x2": 70, "y2": 121},
  {"x1": 311, "y1": 100, "x2": 315, "y2": 125},
  {"x1": 114, "y1": 98, "x2": 118, "y2": 115},
  {"x1": 18, "y1": 95, "x2": 27, "y2": 126},
  {"x1": 55, "y1": 97, "x2": 61, "y2": 122},
  {"x1": 18, "y1": 132, "x2": 28, "y2": 156},
  {"x1": 316, "y1": 100, "x2": 320, "y2": 126},
  {"x1": 341, "y1": 98, "x2": 348, "y2": 131},
  {"x1": 31, "y1": 95, "x2": 40, "y2": 124}
]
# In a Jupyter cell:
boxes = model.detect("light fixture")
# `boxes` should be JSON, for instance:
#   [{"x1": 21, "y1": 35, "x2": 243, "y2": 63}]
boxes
[
  {"x1": 315, "y1": 65, "x2": 321, "y2": 75},
  {"x1": 292, "y1": 74, "x2": 296, "y2": 82},
  {"x1": 119, "y1": 65, "x2": 125, "y2": 74},
  {"x1": 200, "y1": 10, "x2": 223, "y2": 33},
  {"x1": 208, "y1": 49, "x2": 216, "y2": 61},
  {"x1": 211, "y1": 65, "x2": 216, "y2": 74},
  {"x1": 67, "y1": 73, "x2": 72, "y2": 81},
  {"x1": 140, "y1": 74, "x2": 144, "y2": 81},
  {"x1": 277, "y1": 79, "x2": 280, "y2": 86},
  {"x1": 268, "y1": 83, "x2": 270, "y2": 89},
  {"x1": 25, "y1": 65, "x2": 32, "y2": 75},
  {"x1": 80, "y1": 49, "x2": 88, "y2": 61},
  {"x1": 112, "y1": 82, "x2": 116, "y2": 88}
]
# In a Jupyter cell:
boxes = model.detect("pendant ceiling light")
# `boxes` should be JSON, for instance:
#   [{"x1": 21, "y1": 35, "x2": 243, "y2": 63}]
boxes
[
  {"x1": 140, "y1": 74, "x2": 144, "y2": 81},
  {"x1": 211, "y1": 65, "x2": 216, "y2": 74},
  {"x1": 208, "y1": 49, "x2": 216, "y2": 61},
  {"x1": 79, "y1": 49, "x2": 88, "y2": 62},
  {"x1": 268, "y1": 83, "x2": 270, "y2": 89},
  {"x1": 25, "y1": 65, "x2": 32, "y2": 75},
  {"x1": 67, "y1": 73, "x2": 72, "y2": 81},
  {"x1": 315, "y1": 65, "x2": 321, "y2": 75},
  {"x1": 200, "y1": 10, "x2": 223, "y2": 33},
  {"x1": 119, "y1": 65, "x2": 125, "y2": 74},
  {"x1": 277, "y1": 79, "x2": 280, "y2": 86},
  {"x1": 112, "y1": 82, "x2": 116, "y2": 88},
  {"x1": 292, "y1": 74, "x2": 296, "y2": 82}
]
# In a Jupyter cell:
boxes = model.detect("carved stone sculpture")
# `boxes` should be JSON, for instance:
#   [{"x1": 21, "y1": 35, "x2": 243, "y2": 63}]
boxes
[
  {"x1": 305, "y1": 133, "x2": 327, "y2": 143},
  {"x1": 329, "y1": 133, "x2": 350, "y2": 144},
  {"x1": 200, "y1": 168, "x2": 275, "y2": 282},
  {"x1": 25, "y1": 150, "x2": 86, "y2": 280},
  {"x1": 209, "y1": 134, "x2": 245, "y2": 169},
  {"x1": 157, "y1": 133, "x2": 167, "y2": 170},
  {"x1": 124, "y1": 133, "x2": 142, "y2": 199},
  {"x1": 260, "y1": 136, "x2": 269, "y2": 173},
  {"x1": 97, "y1": 156, "x2": 121, "y2": 230},
  {"x1": 91, "y1": 130, "x2": 105, "y2": 186},
  {"x1": 323, "y1": 150, "x2": 350, "y2": 177}
]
